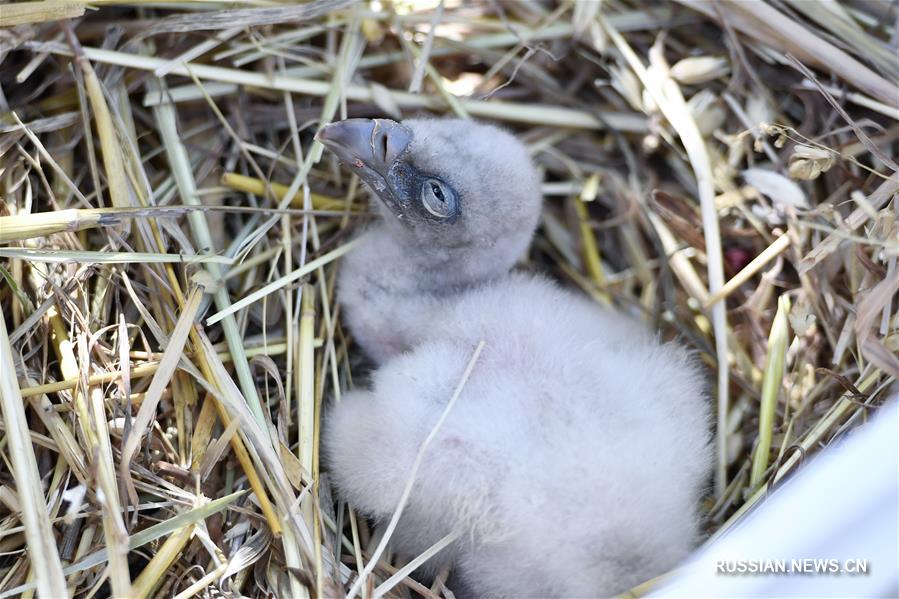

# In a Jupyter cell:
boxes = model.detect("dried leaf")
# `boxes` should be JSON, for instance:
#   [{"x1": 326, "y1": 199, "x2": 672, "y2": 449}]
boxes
[
  {"x1": 743, "y1": 167, "x2": 808, "y2": 208},
  {"x1": 670, "y1": 56, "x2": 730, "y2": 85}
]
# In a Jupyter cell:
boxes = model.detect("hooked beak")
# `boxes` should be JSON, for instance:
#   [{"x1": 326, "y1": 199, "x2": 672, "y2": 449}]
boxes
[
  {"x1": 316, "y1": 119, "x2": 415, "y2": 217},
  {"x1": 315, "y1": 118, "x2": 412, "y2": 180}
]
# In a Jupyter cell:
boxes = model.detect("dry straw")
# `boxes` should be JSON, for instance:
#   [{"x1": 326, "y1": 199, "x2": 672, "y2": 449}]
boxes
[{"x1": 1, "y1": 1, "x2": 896, "y2": 597}]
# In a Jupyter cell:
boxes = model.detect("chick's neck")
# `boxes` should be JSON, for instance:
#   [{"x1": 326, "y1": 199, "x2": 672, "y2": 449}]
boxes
[
  {"x1": 338, "y1": 220, "x2": 529, "y2": 362},
  {"x1": 361, "y1": 223, "x2": 519, "y2": 296}
]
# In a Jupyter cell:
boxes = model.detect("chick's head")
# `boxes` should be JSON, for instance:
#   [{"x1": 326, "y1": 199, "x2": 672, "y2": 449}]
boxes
[{"x1": 316, "y1": 117, "x2": 542, "y2": 254}]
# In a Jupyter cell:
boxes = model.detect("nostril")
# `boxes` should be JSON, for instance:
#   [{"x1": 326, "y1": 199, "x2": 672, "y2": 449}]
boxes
[
  {"x1": 359, "y1": 119, "x2": 412, "y2": 167},
  {"x1": 370, "y1": 120, "x2": 391, "y2": 165},
  {"x1": 379, "y1": 130, "x2": 390, "y2": 164}
]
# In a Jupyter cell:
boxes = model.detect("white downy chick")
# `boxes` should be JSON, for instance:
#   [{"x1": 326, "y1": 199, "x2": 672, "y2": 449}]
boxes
[{"x1": 317, "y1": 118, "x2": 713, "y2": 597}]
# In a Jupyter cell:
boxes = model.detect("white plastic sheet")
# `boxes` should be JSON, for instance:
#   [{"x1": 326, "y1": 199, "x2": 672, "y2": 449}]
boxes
[{"x1": 654, "y1": 399, "x2": 898, "y2": 598}]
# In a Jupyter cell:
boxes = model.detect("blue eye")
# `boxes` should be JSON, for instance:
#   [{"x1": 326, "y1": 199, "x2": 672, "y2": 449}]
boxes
[{"x1": 421, "y1": 179, "x2": 455, "y2": 218}]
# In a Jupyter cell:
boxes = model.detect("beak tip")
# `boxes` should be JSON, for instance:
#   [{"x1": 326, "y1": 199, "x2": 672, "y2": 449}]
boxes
[{"x1": 314, "y1": 121, "x2": 358, "y2": 157}]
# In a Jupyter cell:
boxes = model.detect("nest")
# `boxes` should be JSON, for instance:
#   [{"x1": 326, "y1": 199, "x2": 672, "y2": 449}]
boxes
[{"x1": 1, "y1": 1, "x2": 896, "y2": 597}]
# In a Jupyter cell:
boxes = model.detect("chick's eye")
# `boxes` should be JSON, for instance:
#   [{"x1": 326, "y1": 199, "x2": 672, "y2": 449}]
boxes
[{"x1": 421, "y1": 179, "x2": 456, "y2": 218}]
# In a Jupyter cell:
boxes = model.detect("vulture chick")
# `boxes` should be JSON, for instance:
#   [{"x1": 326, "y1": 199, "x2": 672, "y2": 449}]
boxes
[{"x1": 318, "y1": 118, "x2": 712, "y2": 597}]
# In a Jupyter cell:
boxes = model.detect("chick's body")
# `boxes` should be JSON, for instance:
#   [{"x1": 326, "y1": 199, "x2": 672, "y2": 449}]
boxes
[
  {"x1": 330, "y1": 274, "x2": 710, "y2": 596},
  {"x1": 317, "y1": 118, "x2": 712, "y2": 597}
]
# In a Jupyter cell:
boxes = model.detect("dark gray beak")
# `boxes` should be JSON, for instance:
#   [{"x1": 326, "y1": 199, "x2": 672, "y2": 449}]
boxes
[{"x1": 315, "y1": 118, "x2": 412, "y2": 178}]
